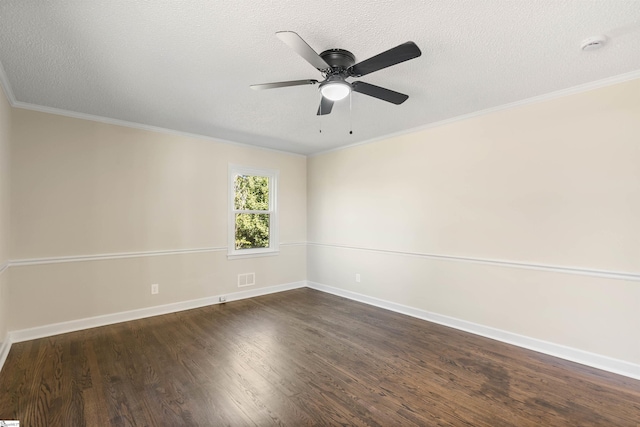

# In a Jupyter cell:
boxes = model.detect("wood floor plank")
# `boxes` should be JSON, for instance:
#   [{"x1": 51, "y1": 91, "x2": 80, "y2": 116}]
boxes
[{"x1": 1, "y1": 288, "x2": 639, "y2": 426}]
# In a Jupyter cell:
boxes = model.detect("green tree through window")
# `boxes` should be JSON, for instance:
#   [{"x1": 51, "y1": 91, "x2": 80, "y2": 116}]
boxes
[
  {"x1": 234, "y1": 174, "x2": 270, "y2": 249},
  {"x1": 228, "y1": 166, "x2": 278, "y2": 258}
]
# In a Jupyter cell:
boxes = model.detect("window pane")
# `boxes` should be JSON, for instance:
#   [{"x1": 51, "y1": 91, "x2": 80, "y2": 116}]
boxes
[
  {"x1": 234, "y1": 175, "x2": 269, "y2": 211},
  {"x1": 235, "y1": 213, "x2": 270, "y2": 249}
]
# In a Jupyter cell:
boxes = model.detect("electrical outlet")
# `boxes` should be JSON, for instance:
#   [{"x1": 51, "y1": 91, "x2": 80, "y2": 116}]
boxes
[
  {"x1": 151, "y1": 284, "x2": 159, "y2": 294},
  {"x1": 219, "y1": 296, "x2": 227, "y2": 303},
  {"x1": 355, "y1": 274, "x2": 361, "y2": 283}
]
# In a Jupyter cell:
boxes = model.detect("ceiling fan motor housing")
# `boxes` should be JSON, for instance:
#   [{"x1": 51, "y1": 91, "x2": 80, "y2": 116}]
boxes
[{"x1": 319, "y1": 49, "x2": 356, "y2": 70}]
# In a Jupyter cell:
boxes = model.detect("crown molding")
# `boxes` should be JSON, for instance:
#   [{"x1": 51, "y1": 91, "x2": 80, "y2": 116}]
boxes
[
  {"x1": 3, "y1": 53, "x2": 639, "y2": 159},
  {"x1": 10, "y1": 100, "x2": 306, "y2": 158},
  {"x1": 0, "y1": 56, "x2": 304, "y2": 158},
  {"x1": 310, "y1": 70, "x2": 640, "y2": 157},
  {"x1": 0, "y1": 61, "x2": 17, "y2": 105}
]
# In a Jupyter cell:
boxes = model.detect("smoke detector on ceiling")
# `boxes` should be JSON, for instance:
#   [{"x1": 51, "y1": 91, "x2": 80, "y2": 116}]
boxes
[{"x1": 581, "y1": 35, "x2": 608, "y2": 51}]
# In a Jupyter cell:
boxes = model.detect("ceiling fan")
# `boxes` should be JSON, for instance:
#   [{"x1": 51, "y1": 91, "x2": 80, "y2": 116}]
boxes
[{"x1": 251, "y1": 32, "x2": 422, "y2": 115}]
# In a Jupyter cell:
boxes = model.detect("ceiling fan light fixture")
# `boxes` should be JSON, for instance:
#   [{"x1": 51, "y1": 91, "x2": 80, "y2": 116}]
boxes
[
  {"x1": 319, "y1": 80, "x2": 351, "y2": 101},
  {"x1": 251, "y1": 32, "x2": 421, "y2": 114}
]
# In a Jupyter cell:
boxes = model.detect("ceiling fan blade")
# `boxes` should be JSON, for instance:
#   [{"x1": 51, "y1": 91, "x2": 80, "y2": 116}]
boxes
[
  {"x1": 317, "y1": 97, "x2": 334, "y2": 115},
  {"x1": 276, "y1": 31, "x2": 331, "y2": 71},
  {"x1": 351, "y1": 81, "x2": 409, "y2": 105},
  {"x1": 250, "y1": 79, "x2": 319, "y2": 90},
  {"x1": 348, "y1": 41, "x2": 421, "y2": 77}
]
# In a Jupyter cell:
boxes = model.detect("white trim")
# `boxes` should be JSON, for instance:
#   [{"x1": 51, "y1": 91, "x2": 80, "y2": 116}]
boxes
[
  {"x1": 3, "y1": 279, "x2": 639, "y2": 380},
  {"x1": 6, "y1": 243, "x2": 305, "y2": 268},
  {"x1": 0, "y1": 338, "x2": 11, "y2": 374},
  {"x1": 306, "y1": 281, "x2": 640, "y2": 381},
  {"x1": 310, "y1": 70, "x2": 640, "y2": 157},
  {"x1": 307, "y1": 242, "x2": 640, "y2": 282},
  {"x1": 9, "y1": 281, "x2": 306, "y2": 344},
  {"x1": 9, "y1": 246, "x2": 228, "y2": 267},
  {"x1": 10, "y1": 100, "x2": 306, "y2": 158},
  {"x1": 3, "y1": 52, "x2": 638, "y2": 159},
  {"x1": 0, "y1": 61, "x2": 17, "y2": 104},
  {"x1": 6, "y1": 241, "x2": 638, "y2": 281},
  {"x1": 227, "y1": 251, "x2": 280, "y2": 260}
]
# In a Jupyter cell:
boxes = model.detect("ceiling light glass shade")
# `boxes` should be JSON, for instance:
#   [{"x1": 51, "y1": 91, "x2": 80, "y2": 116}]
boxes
[{"x1": 320, "y1": 81, "x2": 351, "y2": 101}]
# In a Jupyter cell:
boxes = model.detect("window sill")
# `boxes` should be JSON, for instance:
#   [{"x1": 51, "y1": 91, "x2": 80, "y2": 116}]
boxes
[{"x1": 227, "y1": 250, "x2": 280, "y2": 260}]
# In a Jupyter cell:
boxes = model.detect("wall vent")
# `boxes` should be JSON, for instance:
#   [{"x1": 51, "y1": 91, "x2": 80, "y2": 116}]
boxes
[{"x1": 237, "y1": 273, "x2": 256, "y2": 288}]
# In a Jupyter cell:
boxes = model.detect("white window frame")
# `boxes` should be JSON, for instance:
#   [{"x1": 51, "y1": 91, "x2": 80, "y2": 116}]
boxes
[{"x1": 228, "y1": 165, "x2": 279, "y2": 259}]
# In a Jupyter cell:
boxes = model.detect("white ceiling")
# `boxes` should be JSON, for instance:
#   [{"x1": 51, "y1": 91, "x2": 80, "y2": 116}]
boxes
[{"x1": 0, "y1": 1, "x2": 639, "y2": 155}]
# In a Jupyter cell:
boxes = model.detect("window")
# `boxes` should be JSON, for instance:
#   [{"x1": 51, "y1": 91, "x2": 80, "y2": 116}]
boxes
[{"x1": 228, "y1": 165, "x2": 278, "y2": 258}]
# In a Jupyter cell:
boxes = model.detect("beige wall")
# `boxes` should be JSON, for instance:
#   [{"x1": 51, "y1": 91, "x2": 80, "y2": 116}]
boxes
[
  {"x1": 8, "y1": 109, "x2": 307, "y2": 330},
  {"x1": 0, "y1": 84, "x2": 11, "y2": 346},
  {"x1": 308, "y1": 79, "x2": 640, "y2": 364},
  {"x1": 3, "y1": 76, "x2": 640, "y2": 370},
  {"x1": 0, "y1": 271, "x2": 7, "y2": 349},
  {"x1": 11, "y1": 110, "x2": 307, "y2": 258}
]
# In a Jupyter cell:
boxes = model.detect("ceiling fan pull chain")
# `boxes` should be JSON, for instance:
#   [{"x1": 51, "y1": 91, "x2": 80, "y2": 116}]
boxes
[
  {"x1": 319, "y1": 100, "x2": 322, "y2": 133},
  {"x1": 349, "y1": 90, "x2": 353, "y2": 135}
]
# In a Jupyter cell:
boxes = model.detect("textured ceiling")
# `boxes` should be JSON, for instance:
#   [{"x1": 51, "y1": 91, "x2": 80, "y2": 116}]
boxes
[{"x1": 1, "y1": 1, "x2": 639, "y2": 155}]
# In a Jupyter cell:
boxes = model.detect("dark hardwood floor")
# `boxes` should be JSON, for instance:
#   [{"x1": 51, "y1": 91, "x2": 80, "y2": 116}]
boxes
[{"x1": 1, "y1": 288, "x2": 639, "y2": 426}]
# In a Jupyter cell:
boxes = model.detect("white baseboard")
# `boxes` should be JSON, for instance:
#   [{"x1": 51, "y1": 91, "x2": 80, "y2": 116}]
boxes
[
  {"x1": 0, "y1": 338, "x2": 10, "y2": 374},
  {"x1": 9, "y1": 281, "x2": 306, "y2": 344},
  {"x1": 306, "y1": 281, "x2": 640, "y2": 381},
  {"x1": 4, "y1": 280, "x2": 639, "y2": 382}
]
